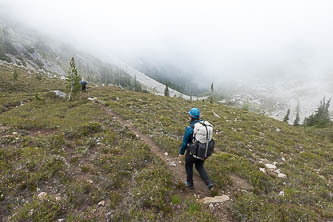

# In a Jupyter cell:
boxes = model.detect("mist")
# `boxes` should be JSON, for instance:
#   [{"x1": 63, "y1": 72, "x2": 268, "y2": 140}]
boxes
[{"x1": 1, "y1": 0, "x2": 333, "y2": 89}]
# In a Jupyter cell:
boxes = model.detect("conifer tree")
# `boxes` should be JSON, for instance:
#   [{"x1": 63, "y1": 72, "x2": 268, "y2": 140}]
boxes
[
  {"x1": 304, "y1": 97, "x2": 331, "y2": 127},
  {"x1": 283, "y1": 108, "x2": 290, "y2": 123},
  {"x1": 66, "y1": 57, "x2": 81, "y2": 101},
  {"x1": 210, "y1": 82, "x2": 214, "y2": 104},
  {"x1": 164, "y1": 84, "x2": 170, "y2": 97},
  {"x1": 293, "y1": 107, "x2": 300, "y2": 126}
]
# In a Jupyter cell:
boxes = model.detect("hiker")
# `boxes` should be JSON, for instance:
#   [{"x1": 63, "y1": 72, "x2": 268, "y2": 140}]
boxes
[
  {"x1": 80, "y1": 79, "x2": 88, "y2": 92},
  {"x1": 179, "y1": 108, "x2": 214, "y2": 190}
]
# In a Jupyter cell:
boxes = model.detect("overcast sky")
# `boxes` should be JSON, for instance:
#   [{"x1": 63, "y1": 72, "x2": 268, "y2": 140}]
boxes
[{"x1": 1, "y1": 0, "x2": 333, "y2": 86}]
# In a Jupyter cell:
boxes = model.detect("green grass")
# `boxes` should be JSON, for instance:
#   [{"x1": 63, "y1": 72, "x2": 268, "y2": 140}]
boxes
[
  {"x1": 1, "y1": 64, "x2": 333, "y2": 221},
  {"x1": 90, "y1": 84, "x2": 333, "y2": 221},
  {"x1": 0, "y1": 64, "x2": 217, "y2": 221}
]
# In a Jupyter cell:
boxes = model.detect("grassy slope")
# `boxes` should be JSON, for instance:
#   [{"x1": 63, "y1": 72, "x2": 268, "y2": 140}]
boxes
[
  {"x1": 0, "y1": 64, "x2": 333, "y2": 221},
  {"x1": 90, "y1": 85, "x2": 333, "y2": 221},
  {"x1": 0, "y1": 65, "x2": 215, "y2": 221}
]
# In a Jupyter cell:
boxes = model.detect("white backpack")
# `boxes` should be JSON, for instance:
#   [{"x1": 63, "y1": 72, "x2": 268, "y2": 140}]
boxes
[
  {"x1": 193, "y1": 121, "x2": 213, "y2": 143},
  {"x1": 190, "y1": 121, "x2": 215, "y2": 159}
]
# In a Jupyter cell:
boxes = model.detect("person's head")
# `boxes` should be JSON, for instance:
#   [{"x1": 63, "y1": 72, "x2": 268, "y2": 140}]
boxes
[{"x1": 188, "y1": 108, "x2": 200, "y2": 121}]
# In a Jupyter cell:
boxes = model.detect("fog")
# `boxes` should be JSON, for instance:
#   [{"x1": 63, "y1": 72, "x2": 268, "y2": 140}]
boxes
[{"x1": 1, "y1": 0, "x2": 333, "y2": 88}]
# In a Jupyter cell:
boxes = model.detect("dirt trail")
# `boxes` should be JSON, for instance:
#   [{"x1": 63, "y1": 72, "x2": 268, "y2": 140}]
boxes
[{"x1": 99, "y1": 104, "x2": 210, "y2": 195}]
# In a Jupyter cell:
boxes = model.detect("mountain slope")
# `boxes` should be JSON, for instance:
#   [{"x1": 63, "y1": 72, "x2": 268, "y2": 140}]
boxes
[
  {"x1": 0, "y1": 18, "x2": 203, "y2": 99},
  {"x1": 1, "y1": 64, "x2": 333, "y2": 221}
]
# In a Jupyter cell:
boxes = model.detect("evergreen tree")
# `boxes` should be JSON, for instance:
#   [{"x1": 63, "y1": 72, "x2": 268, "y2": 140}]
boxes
[
  {"x1": 164, "y1": 84, "x2": 170, "y2": 97},
  {"x1": 293, "y1": 106, "x2": 300, "y2": 126},
  {"x1": 283, "y1": 108, "x2": 290, "y2": 123},
  {"x1": 304, "y1": 97, "x2": 331, "y2": 127},
  {"x1": 66, "y1": 57, "x2": 81, "y2": 101},
  {"x1": 210, "y1": 82, "x2": 214, "y2": 104}
]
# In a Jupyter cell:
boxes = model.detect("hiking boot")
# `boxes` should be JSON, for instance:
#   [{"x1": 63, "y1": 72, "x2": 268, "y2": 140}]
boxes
[
  {"x1": 207, "y1": 183, "x2": 214, "y2": 191},
  {"x1": 184, "y1": 181, "x2": 194, "y2": 189}
]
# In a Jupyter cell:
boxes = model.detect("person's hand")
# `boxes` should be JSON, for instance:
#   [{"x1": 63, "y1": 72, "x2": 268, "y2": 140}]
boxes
[{"x1": 178, "y1": 154, "x2": 185, "y2": 161}]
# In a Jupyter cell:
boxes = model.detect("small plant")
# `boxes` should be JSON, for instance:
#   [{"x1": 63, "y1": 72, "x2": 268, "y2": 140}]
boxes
[{"x1": 12, "y1": 70, "x2": 18, "y2": 81}]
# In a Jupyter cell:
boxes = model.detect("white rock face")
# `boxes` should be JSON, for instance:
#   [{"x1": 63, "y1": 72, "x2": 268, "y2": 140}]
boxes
[
  {"x1": 108, "y1": 58, "x2": 209, "y2": 100},
  {"x1": 200, "y1": 195, "x2": 230, "y2": 204}
]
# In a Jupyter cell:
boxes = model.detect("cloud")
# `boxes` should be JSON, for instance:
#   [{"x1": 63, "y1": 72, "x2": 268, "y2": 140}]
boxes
[{"x1": 2, "y1": 0, "x2": 333, "y2": 87}]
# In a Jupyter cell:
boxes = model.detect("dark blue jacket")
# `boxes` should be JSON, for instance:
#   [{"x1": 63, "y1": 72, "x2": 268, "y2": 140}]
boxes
[
  {"x1": 179, "y1": 119, "x2": 201, "y2": 155},
  {"x1": 80, "y1": 80, "x2": 88, "y2": 86}
]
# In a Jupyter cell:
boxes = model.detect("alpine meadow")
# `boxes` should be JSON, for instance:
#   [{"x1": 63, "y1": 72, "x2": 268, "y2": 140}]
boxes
[{"x1": 1, "y1": 1, "x2": 333, "y2": 221}]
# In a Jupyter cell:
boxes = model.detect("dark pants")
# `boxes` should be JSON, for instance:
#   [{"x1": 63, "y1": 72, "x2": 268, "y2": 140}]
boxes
[
  {"x1": 185, "y1": 151, "x2": 211, "y2": 186},
  {"x1": 82, "y1": 85, "x2": 86, "y2": 92}
]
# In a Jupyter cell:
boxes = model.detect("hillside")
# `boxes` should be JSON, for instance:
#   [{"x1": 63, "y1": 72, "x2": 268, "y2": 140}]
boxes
[
  {"x1": 0, "y1": 18, "x2": 205, "y2": 99},
  {"x1": 1, "y1": 63, "x2": 333, "y2": 221},
  {"x1": 0, "y1": 18, "x2": 143, "y2": 90}
]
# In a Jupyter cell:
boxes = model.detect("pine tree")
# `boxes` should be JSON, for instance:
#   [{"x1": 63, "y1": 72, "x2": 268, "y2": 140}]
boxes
[
  {"x1": 304, "y1": 97, "x2": 331, "y2": 127},
  {"x1": 293, "y1": 106, "x2": 300, "y2": 126},
  {"x1": 164, "y1": 84, "x2": 170, "y2": 97},
  {"x1": 66, "y1": 57, "x2": 81, "y2": 101},
  {"x1": 283, "y1": 108, "x2": 290, "y2": 123},
  {"x1": 210, "y1": 82, "x2": 214, "y2": 104}
]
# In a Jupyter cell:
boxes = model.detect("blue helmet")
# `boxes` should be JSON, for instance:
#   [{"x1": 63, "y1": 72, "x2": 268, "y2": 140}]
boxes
[{"x1": 189, "y1": 108, "x2": 200, "y2": 119}]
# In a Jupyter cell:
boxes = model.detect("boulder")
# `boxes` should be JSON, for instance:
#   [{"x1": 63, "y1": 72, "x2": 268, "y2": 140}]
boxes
[{"x1": 49, "y1": 90, "x2": 66, "y2": 99}]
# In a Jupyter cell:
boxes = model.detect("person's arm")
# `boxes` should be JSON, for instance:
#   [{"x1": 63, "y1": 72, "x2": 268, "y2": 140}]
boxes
[{"x1": 179, "y1": 126, "x2": 193, "y2": 155}]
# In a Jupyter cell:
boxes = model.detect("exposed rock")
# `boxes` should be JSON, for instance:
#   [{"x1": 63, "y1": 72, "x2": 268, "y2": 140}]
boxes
[
  {"x1": 37, "y1": 192, "x2": 47, "y2": 199},
  {"x1": 276, "y1": 128, "x2": 281, "y2": 132},
  {"x1": 51, "y1": 90, "x2": 66, "y2": 98},
  {"x1": 212, "y1": 110, "x2": 221, "y2": 118},
  {"x1": 281, "y1": 157, "x2": 286, "y2": 161},
  {"x1": 169, "y1": 162, "x2": 176, "y2": 167},
  {"x1": 200, "y1": 195, "x2": 230, "y2": 204},
  {"x1": 164, "y1": 152, "x2": 168, "y2": 156},
  {"x1": 98, "y1": 200, "x2": 105, "y2": 206},
  {"x1": 265, "y1": 163, "x2": 277, "y2": 169},
  {"x1": 259, "y1": 168, "x2": 266, "y2": 174},
  {"x1": 279, "y1": 191, "x2": 285, "y2": 196},
  {"x1": 88, "y1": 97, "x2": 97, "y2": 101},
  {"x1": 278, "y1": 173, "x2": 287, "y2": 178}
]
